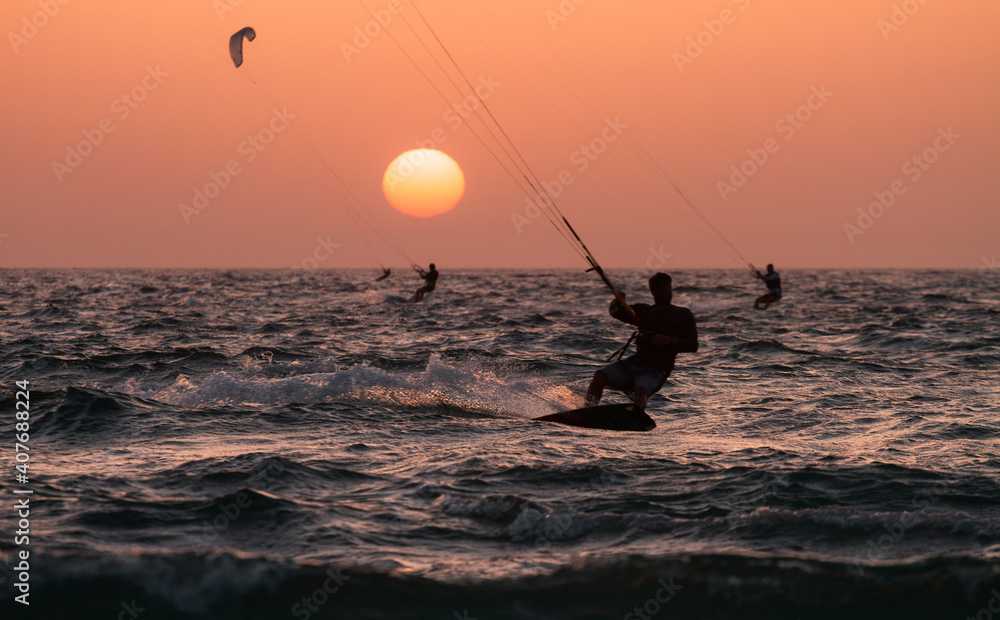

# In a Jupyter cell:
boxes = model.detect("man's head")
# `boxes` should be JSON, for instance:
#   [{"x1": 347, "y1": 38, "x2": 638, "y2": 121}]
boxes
[
  {"x1": 429, "y1": 263, "x2": 436, "y2": 270},
  {"x1": 766, "y1": 263, "x2": 774, "y2": 273},
  {"x1": 649, "y1": 272, "x2": 673, "y2": 305}
]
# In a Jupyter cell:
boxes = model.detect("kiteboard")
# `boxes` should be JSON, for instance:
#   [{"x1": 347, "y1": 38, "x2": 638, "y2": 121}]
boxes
[{"x1": 533, "y1": 404, "x2": 655, "y2": 432}]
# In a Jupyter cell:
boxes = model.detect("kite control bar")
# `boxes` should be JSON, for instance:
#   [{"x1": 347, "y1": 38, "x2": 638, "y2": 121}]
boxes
[{"x1": 586, "y1": 258, "x2": 640, "y2": 324}]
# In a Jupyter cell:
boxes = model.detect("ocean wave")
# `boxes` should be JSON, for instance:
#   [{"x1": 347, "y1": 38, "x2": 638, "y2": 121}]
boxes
[
  {"x1": 26, "y1": 387, "x2": 160, "y2": 439},
  {"x1": 3, "y1": 269, "x2": 998, "y2": 619},
  {"x1": 5, "y1": 550, "x2": 998, "y2": 620},
  {"x1": 108, "y1": 355, "x2": 569, "y2": 417}
]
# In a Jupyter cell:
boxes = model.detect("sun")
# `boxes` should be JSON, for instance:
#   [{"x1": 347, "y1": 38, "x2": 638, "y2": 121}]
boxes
[{"x1": 382, "y1": 149, "x2": 465, "y2": 218}]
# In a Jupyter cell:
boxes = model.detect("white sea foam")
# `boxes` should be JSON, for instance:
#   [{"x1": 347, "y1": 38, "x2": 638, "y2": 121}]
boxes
[{"x1": 113, "y1": 354, "x2": 572, "y2": 417}]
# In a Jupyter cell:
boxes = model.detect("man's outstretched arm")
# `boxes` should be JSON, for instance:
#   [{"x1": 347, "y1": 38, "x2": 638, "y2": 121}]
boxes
[{"x1": 675, "y1": 309, "x2": 698, "y2": 353}]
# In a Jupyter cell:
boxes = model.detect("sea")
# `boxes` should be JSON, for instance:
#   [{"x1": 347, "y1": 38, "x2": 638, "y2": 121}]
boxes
[{"x1": 1, "y1": 268, "x2": 998, "y2": 620}]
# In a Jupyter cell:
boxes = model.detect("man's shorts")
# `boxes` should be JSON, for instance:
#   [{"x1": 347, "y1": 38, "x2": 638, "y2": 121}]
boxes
[
  {"x1": 768, "y1": 288, "x2": 782, "y2": 300},
  {"x1": 598, "y1": 357, "x2": 668, "y2": 396}
]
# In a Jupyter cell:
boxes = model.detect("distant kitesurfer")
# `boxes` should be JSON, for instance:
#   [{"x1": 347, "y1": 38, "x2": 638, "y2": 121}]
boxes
[
  {"x1": 376, "y1": 268, "x2": 391, "y2": 282},
  {"x1": 585, "y1": 272, "x2": 698, "y2": 413},
  {"x1": 754, "y1": 264, "x2": 782, "y2": 309},
  {"x1": 412, "y1": 263, "x2": 438, "y2": 302}
]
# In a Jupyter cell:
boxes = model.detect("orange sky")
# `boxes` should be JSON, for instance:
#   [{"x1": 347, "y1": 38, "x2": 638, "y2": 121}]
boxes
[{"x1": 2, "y1": 0, "x2": 997, "y2": 269}]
